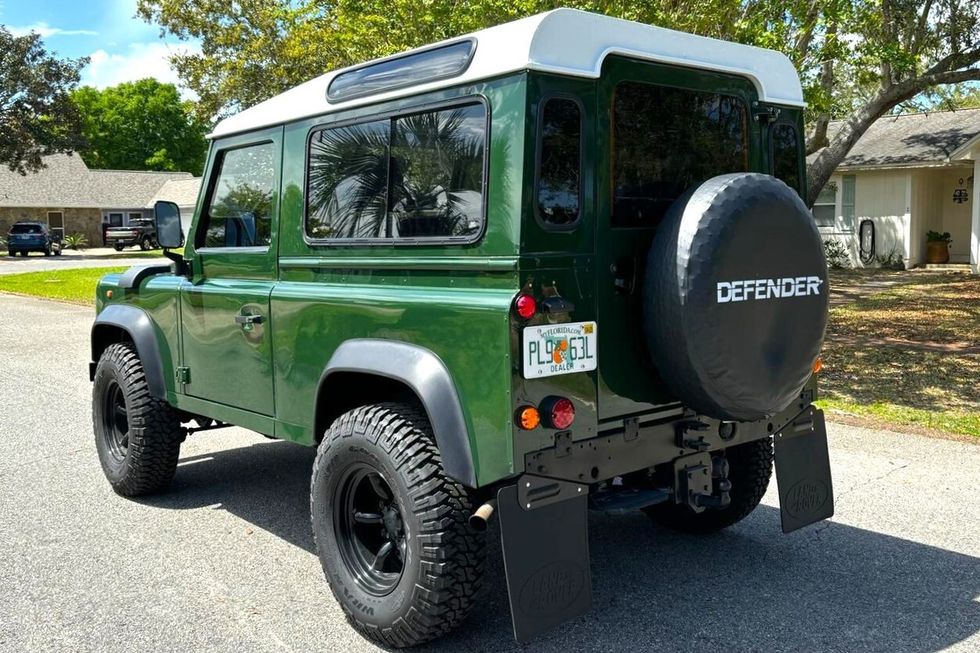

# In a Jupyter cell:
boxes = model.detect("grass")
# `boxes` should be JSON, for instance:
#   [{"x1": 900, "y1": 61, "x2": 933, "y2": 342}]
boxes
[
  {"x1": 0, "y1": 267, "x2": 126, "y2": 305},
  {"x1": 820, "y1": 269, "x2": 980, "y2": 438}
]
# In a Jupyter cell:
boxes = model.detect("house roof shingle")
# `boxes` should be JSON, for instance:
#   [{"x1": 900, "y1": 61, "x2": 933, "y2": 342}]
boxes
[
  {"x1": 146, "y1": 177, "x2": 203, "y2": 210},
  {"x1": 821, "y1": 108, "x2": 980, "y2": 169},
  {"x1": 0, "y1": 154, "x2": 194, "y2": 209}
]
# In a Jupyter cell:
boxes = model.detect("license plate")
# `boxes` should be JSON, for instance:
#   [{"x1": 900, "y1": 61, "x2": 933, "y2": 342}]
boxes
[{"x1": 522, "y1": 321, "x2": 597, "y2": 379}]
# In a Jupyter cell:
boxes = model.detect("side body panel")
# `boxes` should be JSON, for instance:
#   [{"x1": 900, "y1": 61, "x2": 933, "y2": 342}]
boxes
[{"x1": 270, "y1": 75, "x2": 528, "y2": 486}]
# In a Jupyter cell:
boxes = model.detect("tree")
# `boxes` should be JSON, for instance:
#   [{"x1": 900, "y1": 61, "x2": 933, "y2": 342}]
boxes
[
  {"x1": 71, "y1": 79, "x2": 208, "y2": 174},
  {"x1": 137, "y1": 0, "x2": 980, "y2": 204},
  {"x1": 0, "y1": 26, "x2": 87, "y2": 175}
]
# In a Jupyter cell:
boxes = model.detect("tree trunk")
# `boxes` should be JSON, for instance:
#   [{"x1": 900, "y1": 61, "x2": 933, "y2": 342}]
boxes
[{"x1": 805, "y1": 95, "x2": 897, "y2": 206}]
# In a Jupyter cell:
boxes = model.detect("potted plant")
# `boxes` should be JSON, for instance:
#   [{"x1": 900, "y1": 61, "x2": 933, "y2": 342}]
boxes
[{"x1": 926, "y1": 230, "x2": 952, "y2": 263}]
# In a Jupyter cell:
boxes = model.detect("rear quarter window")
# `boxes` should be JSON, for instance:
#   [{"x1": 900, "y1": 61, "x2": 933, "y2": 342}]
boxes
[{"x1": 305, "y1": 101, "x2": 487, "y2": 243}]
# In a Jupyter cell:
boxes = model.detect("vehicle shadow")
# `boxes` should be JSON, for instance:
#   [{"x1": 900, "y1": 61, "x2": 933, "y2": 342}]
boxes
[{"x1": 145, "y1": 439, "x2": 980, "y2": 653}]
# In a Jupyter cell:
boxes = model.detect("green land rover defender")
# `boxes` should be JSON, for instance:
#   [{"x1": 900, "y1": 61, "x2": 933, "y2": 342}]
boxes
[{"x1": 89, "y1": 9, "x2": 833, "y2": 647}]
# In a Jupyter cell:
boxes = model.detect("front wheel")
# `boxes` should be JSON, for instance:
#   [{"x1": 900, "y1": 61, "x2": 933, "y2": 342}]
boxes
[
  {"x1": 311, "y1": 403, "x2": 485, "y2": 648},
  {"x1": 92, "y1": 342, "x2": 183, "y2": 496},
  {"x1": 644, "y1": 437, "x2": 773, "y2": 534}
]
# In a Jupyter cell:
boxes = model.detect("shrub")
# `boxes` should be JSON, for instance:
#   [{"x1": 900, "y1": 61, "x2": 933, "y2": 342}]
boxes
[
  {"x1": 63, "y1": 233, "x2": 88, "y2": 250},
  {"x1": 926, "y1": 230, "x2": 952, "y2": 243},
  {"x1": 823, "y1": 239, "x2": 850, "y2": 269},
  {"x1": 875, "y1": 246, "x2": 905, "y2": 270}
]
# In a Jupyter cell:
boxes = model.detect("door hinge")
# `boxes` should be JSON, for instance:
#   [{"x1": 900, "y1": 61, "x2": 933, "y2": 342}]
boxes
[{"x1": 175, "y1": 366, "x2": 191, "y2": 384}]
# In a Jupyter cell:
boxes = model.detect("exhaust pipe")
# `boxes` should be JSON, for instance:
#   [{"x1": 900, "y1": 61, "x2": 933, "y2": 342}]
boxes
[{"x1": 469, "y1": 500, "x2": 496, "y2": 531}]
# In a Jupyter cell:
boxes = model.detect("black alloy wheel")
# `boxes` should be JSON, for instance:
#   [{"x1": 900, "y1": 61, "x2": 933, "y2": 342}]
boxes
[{"x1": 335, "y1": 464, "x2": 407, "y2": 596}]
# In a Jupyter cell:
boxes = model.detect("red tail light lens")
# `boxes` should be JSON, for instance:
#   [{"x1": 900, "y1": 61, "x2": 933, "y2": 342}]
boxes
[
  {"x1": 542, "y1": 396, "x2": 575, "y2": 430},
  {"x1": 514, "y1": 294, "x2": 537, "y2": 320}
]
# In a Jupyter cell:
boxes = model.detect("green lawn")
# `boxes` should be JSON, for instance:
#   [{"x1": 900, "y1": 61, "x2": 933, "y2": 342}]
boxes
[
  {"x1": 819, "y1": 270, "x2": 980, "y2": 439},
  {"x1": 0, "y1": 267, "x2": 125, "y2": 304}
]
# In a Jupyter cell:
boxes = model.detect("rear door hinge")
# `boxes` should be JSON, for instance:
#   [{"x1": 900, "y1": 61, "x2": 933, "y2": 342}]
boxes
[{"x1": 175, "y1": 366, "x2": 191, "y2": 384}]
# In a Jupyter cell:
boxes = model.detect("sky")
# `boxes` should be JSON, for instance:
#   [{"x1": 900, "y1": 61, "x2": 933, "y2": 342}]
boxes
[{"x1": 0, "y1": 0, "x2": 199, "y2": 95}]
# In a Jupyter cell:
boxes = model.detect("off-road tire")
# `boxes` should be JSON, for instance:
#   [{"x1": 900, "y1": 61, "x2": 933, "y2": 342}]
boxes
[
  {"x1": 92, "y1": 342, "x2": 182, "y2": 496},
  {"x1": 311, "y1": 403, "x2": 484, "y2": 648},
  {"x1": 644, "y1": 437, "x2": 773, "y2": 534}
]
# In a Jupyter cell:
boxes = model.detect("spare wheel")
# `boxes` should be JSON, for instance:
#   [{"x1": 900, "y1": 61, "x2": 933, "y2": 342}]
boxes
[{"x1": 643, "y1": 173, "x2": 828, "y2": 422}]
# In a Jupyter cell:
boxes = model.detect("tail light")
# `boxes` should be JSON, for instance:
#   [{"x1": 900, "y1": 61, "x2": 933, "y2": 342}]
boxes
[
  {"x1": 541, "y1": 396, "x2": 575, "y2": 430},
  {"x1": 513, "y1": 294, "x2": 537, "y2": 320}
]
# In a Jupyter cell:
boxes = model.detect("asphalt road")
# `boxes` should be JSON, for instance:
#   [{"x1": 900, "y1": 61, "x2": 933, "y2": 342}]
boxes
[{"x1": 1, "y1": 293, "x2": 978, "y2": 653}]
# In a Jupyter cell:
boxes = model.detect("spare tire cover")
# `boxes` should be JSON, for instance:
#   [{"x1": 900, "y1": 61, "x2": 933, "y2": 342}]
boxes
[{"x1": 644, "y1": 173, "x2": 828, "y2": 422}]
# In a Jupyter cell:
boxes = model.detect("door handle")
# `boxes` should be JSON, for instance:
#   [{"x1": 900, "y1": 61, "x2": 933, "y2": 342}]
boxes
[{"x1": 235, "y1": 314, "x2": 264, "y2": 326}]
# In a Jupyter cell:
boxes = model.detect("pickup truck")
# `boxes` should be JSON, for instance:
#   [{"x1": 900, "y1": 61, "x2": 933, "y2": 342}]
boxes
[{"x1": 105, "y1": 218, "x2": 157, "y2": 251}]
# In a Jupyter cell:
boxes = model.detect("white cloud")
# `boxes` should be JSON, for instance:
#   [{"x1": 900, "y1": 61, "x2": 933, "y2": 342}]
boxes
[
  {"x1": 8, "y1": 22, "x2": 98, "y2": 38},
  {"x1": 81, "y1": 41, "x2": 199, "y2": 99}
]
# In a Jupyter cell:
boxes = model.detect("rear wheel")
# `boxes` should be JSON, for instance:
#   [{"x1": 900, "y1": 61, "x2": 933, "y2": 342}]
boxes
[
  {"x1": 92, "y1": 342, "x2": 182, "y2": 496},
  {"x1": 140, "y1": 237, "x2": 152, "y2": 251},
  {"x1": 113, "y1": 244, "x2": 124, "y2": 251},
  {"x1": 644, "y1": 437, "x2": 773, "y2": 534},
  {"x1": 311, "y1": 403, "x2": 484, "y2": 648}
]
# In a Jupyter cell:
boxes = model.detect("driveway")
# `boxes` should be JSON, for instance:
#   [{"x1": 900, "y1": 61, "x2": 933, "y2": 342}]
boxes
[
  {"x1": 0, "y1": 294, "x2": 978, "y2": 652},
  {"x1": 0, "y1": 248, "x2": 162, "y2": 275}
]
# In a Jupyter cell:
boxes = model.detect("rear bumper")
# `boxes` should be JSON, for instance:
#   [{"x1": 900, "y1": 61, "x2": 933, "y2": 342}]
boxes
[
  {"x1": 524, "y1": 389, "x2": 814, "y2": 484},
  {"x1": 106, "y1": 237, "x2": 141, "y2": 247}
]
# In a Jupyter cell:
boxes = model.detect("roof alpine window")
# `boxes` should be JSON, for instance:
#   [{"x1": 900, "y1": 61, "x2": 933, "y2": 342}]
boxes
[{"x1": 327, "y1": 40, "x2": 476, "y2": 102}]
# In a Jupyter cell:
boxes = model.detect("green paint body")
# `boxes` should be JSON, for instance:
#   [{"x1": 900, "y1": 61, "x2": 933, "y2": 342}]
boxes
[{"x1": 94, "y1": 59, "x2": 807, "y2": 487}]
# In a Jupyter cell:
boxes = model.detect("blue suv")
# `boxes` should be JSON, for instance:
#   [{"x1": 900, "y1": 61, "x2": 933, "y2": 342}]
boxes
[{"x1": 6, "y1": 222, "x2": 62, "y2": 257}]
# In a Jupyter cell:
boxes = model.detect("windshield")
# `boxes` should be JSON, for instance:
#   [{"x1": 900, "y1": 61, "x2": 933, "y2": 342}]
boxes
[{"x1": 10, "y1": 224, "x2": 43, "y2": 234}]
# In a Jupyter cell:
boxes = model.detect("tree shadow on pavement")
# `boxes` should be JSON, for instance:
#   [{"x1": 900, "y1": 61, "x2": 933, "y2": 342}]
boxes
[{"x1": 145, "y1": 440, "x2": 980, "y2": 653}]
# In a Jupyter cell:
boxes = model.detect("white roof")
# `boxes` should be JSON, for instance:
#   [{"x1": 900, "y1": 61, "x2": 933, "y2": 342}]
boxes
[{"x1": 210, "y1": 9, "x2": 804, "y2": 139}]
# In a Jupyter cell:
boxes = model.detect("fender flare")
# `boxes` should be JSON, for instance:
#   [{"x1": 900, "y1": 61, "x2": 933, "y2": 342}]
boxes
[
  {"x1": 91, "y1": 304, "x2": 168, "y2": 400},
  {"x1": 318, "y1": 339, "x2": 477, "y2": 487}
]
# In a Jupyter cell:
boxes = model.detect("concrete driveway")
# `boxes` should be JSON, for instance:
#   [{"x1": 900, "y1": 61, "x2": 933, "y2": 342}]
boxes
[
  {"x1": 0, "y1": 247, "x2": 162, "y2": 275},
  {"x1": 1, "y1": 294, "x2": 978, "y2": 652}
]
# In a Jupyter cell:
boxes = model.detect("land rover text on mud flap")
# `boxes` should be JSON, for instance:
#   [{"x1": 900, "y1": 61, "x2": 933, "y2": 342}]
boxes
[{"x1": 89, "y1": 9, "x2": 833, "y2": 647}]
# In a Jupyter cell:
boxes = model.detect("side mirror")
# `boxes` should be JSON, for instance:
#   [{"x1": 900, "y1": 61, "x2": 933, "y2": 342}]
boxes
[{"x1": 153, "y1": 201, "x2": 185, "y2": 249}]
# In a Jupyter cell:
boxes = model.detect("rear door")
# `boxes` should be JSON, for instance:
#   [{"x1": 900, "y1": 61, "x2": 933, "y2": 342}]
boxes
[
  {"x1": 179, "y1": 129, "x2": 282, "y2": 416},
  {"x1": 594, "y1": 57, "x2": 763, "y2": 420}
]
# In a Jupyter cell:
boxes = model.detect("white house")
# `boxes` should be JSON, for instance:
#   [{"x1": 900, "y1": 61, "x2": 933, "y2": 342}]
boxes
[{"x1": 813, "y1": 108, "x2": 980, "y2": 272}]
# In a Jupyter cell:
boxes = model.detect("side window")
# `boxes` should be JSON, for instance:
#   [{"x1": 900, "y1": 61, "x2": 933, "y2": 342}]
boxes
[
  {"x1": 612, "y1": 82, "x2": 748, "y2": 227},
  {"x1": 771, "y1": 123, "x2": 802, "y2": 196},
  {"x1": 812, "y1": 181, "x2": 837, "y2": 228},
  {"x1": 389, "y1": 104, "x2": 485, "y2": 239},
  {"x1": 199, "y1": 142, "x2": 277, "y2": 249},
  {"x1": 305, "y1": 101, "x2": 486, "y2": 243},
  {"x1": 536, "y1": 97, "x2": 582, "y2": 227},
  {"x1": 307, "y1": 120, "x2": 390, "y2": 239}
]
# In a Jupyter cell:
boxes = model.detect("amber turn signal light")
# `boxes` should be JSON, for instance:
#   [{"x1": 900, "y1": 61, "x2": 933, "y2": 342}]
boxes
[
  {"x1": 812, "y1": 357, "x2": 824, "y2": 374},
  {"x1": 515, "y1": 406, "x2": 541, "y2": 430}
]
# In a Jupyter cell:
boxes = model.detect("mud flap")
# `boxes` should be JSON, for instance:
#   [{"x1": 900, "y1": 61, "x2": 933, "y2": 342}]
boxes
[
  {"x1": 774, "y1": 407, "x2": 835, "y2": 533},
  {"x1": 497, "y1": 479, "x2": 592, "y2": 643}
]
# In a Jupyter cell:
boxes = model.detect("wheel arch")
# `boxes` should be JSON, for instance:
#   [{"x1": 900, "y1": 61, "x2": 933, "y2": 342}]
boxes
[
  {"x1": 314, "y1": 339, "x2": 477, "y2": 488},
  {"x1": 91, "y1": 304, "x2": 168, "y2": 400}
]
